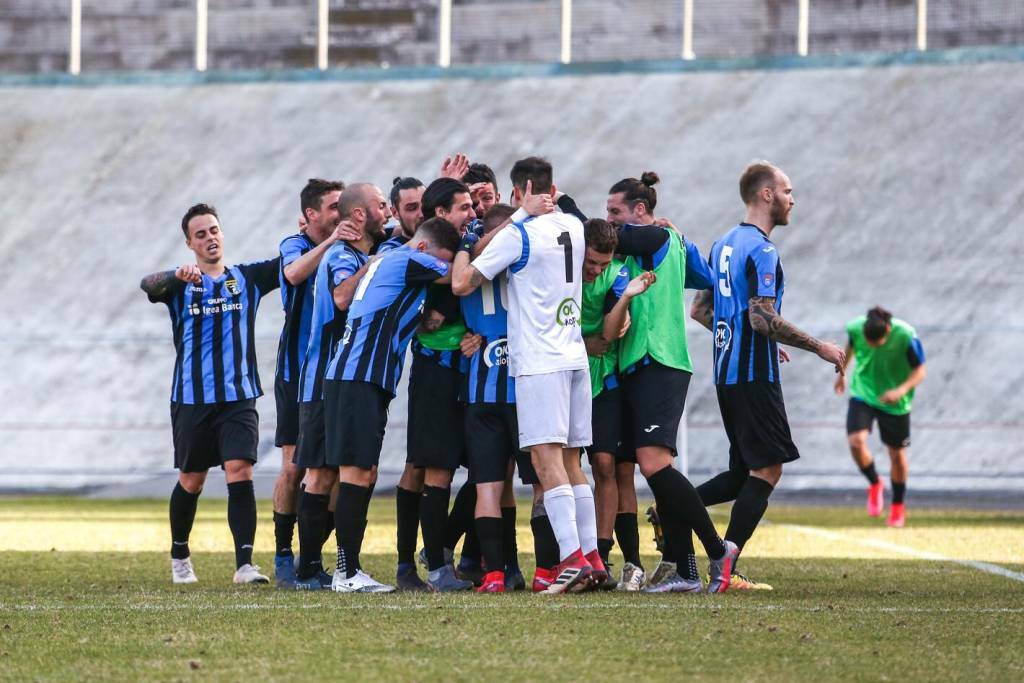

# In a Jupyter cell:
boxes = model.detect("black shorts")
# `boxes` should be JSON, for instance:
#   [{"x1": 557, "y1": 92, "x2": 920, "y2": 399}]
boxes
[
  {"x1": 323, "y1": 380, "x2": 392, "y2": 470},
  {"x1": 171, "y1": 399, "x2": 259, "y2": 473},
  {"x1": 293, "y1": 400, "x2": 326, "y2": 469},
  {"x1": 407, "y1": 355, "x2": 465, "y2": 471},
  {"x1": 847, "y1": 398, "x2": 911, "y2": 448},
  {"x1": 586, "y1": 387, "x2": 636, "y2": 463},
  {"x1": 465, "y1": 403, "x2": 538, "y2": 485},
  {"x1": 716, "y1": 382, "x2": 800, "y2": 471},
  {"x1": 274, "y1": 377, "x2": 300, "y2": 447},
  {"x1": 622, "y1": 361, "x2": 691, "y2": 452}
]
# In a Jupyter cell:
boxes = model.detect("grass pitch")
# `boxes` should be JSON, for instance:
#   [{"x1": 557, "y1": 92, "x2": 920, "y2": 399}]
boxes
[{"x1": 0, "y1": 497, "x2": 1022, "y2": 682}]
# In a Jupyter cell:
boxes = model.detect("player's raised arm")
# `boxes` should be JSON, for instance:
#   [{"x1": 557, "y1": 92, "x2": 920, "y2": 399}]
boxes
[
  {"x1": 140, "y1": 265, "x2": 197, "y2": 301},
  {"x1": 601, "y1": 271, "x2": 656, "y2": 343}
]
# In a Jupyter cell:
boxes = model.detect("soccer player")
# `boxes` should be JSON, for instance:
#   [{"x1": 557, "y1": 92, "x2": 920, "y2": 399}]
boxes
[
  {"x1": 836, "y1": 307, "x2": 926, "y2": 527},
  {"x1": 690, "y1": 161, "x2": 846, "y2": 590},
  {"x1": 271, "y1": 178, "x2": 346, "y2": 587},
  {"x1": 601, "y1": 172, "x2": 739, "y2": 594},
  {"x1": 323, "y1": 217, "x2": 460, "y2": 593},
  {"x1": 290, "y1": 183, "x2": 386, "y2": 589},
  {"x1": 463, "y1": 163, "x2": 501, "y2": 218},
  {"x1": 141, "y1": 203, "x2": 280, "y2": 585},
  {"x1": 580, "y1": 218, "x2": 655, "y2": 591},
  {"x1": 453, "y1": 157, "x2": 603, "y2": 594},
  {"x1": 379, "y1": 177, "x2": 424, "y2": 253},
  {"x1": 405, "y1": 178, "x2": 478, "y2": 592}
]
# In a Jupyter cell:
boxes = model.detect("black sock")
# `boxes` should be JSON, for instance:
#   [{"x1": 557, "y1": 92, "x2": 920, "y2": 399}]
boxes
[
  {"x1": 597, "y1": 537, "x2": 614, "y2": 566},
  {"x1": 335, "y1": 483, "x2": 370, "y2": 579},
  {"x1": 169, "y1": 483, "x2": 200, "y2": 560},
  {"x1": 501, "y1": 506, "x2": 519, "y2": 573},
  {"x1": 355, "y1": 488, "x2": 372, "y2": 572},
  {"x1": 475, "y1": 516, "x2": 503, "y2": 572},
  {"x1": 226, "y1": 480, "x2": 257, "y2": 569},
  {"x1": 892, "y1": 481, "x2": 906, "y2": 504},
  {"x1": 444, "y1": 483, "x2": 476, "y2": 551},
  {"x1": 530, "y1": 512, "x2": 559, "y2": 571},
  {"x1": 861, "y1": 463, "x2": 880, "y2": 485},
  {"x1": 273, "y1": 511, "x2": 297, "y2": 557},
  {"x1": 725, "y1": 476, "x2": 774, "y2": 551},
  {"x1": 648, "y1": 467, "x2": 725, "y2": 560},
  {"x1": 614, "y1": 512, "x2": 643, "y2": 569},
  {"x1": 296, "y1": 492, "x2": 329, "y2": 579},
  {"x1": 696, "y1": 469, "x2": 747, "y2": 506},
  {"x1": 421, "y1": 485, "x2": 451, "y2": 571},
  {"x1": 460, "y1": 525, "x2": 481, "y2": 567},
  {"x1": 320, "y1": 506, "x2": 335, "y2": 549},
  {"x1": 396, "y1": 486, "x2": 421, "y2": 566}
]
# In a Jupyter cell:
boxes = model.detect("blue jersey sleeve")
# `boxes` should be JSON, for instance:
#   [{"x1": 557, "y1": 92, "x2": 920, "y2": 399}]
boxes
[
  {"x1": 405, "y1": 251, "x2": 449, "y2": 285},
  {"x1": 242, "y1": 257, "x2": 282, "y2": 296},
  {"x1": 328, "y1": 249, "x2": 362, "y2": 291},
  {"x1": 280, "y1": 235, "x2": 309, "y2": 268},
  {"x1": 603, "y1": 265, "x2": 629, "y2": 314},
  {"x1": 745, "y1": 244, "x2": 781, "y2": 298},
  {"x1": 683, "y1": 238, "x2": 714, "y2": 290},
  {"x1": 907, "y1": 337, "x2": 925, "y2": 367}
]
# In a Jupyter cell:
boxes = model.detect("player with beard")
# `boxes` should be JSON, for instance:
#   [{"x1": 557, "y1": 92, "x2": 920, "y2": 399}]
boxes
[
  {"x1": 602, "y1": 172, "x2": 737, "y2": 594},
  {"x1": 271, "y1": 179, "x2": 350, "y2": 587},
  {"x1": 463, "y1": 163, "x2": 501, "y2": 218},
  {"x1": 690, "y1": 161, "x2": 845, "y2": 590},
  {"x1": 141, "y1": 203, "x2": 279, "y2": 585},
  {"x1": 379, "y1": 177, "x2": 424, "y2": 254},
  {"x1": 290, "y1": 183, "x2": 388, "y2": 589},
  {"x1": 323, "y1": 217, "x2": 460, "y2": 593}
]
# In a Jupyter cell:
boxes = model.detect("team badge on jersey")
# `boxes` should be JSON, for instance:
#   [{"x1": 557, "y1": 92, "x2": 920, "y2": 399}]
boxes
[
  {"x1": 225, "y1": 278, "x2": 241, "y2": 296},
  {"x1": 762, "y1": 273, "x2": 774, "y2": 288},
  {"x1": 555, "y1": 298, "x2": 582, "y2": 327}
]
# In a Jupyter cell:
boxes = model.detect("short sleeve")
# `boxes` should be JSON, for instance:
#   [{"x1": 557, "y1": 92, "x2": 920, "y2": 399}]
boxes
[
  {"x1": 328, "y1": 250, "x2": 362, "y2": 291},
  {"x1": 473, "y1": 223, "x2": 525, "y2": 280},
  {"x1": 279, "y1": 235, "x2": 309, "y2": 268},
  {"x1": 603, "y1": 266, "x2": 629, "y2": 314},
  {"x1": 745, "y1": 243, "x2": 781, "y2": 298},
  {"x1": 405, "y1": 251, "x2": 449, "y2": 285},
  {"x1": 683, "y1": 238, "x2": 714, "y2": 290},
  {"x1": 146, "y1": 276, "x2": 184, "y2": 305},
  {"x1": 907, "y1": 337, "x2": 925, "y2": 367},
  {"x1": 243, "y1": 257, "x2": 282, "y2": 296}
]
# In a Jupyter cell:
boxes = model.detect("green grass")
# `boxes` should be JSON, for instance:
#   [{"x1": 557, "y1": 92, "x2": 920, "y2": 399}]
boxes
[{"x1": 1, "y1": 497, "x2": 1022, "y2": 681}]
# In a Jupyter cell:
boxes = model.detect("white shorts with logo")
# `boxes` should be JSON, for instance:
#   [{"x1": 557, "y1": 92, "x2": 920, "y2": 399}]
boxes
[{"x1": 515, "y1": 368, "x2": 593, "y2": 450}]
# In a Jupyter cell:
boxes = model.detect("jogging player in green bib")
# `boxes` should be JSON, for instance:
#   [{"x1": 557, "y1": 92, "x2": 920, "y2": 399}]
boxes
[{"x1": 836, "y1": 307, "x2": 926, "y2": 527}]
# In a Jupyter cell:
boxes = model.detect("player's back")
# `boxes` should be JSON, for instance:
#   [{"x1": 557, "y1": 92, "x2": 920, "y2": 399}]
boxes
[{"x1": 505, "y1": 212, "x2": 587, "y2": 377}]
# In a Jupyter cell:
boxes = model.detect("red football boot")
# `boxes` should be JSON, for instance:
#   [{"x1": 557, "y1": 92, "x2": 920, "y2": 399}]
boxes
[
  {"x1": 543, "y1": 549, "x2": 593, "y2": 595},
  {"x1": 477, "y1": 570, "x2": 505, "y2": 593}
]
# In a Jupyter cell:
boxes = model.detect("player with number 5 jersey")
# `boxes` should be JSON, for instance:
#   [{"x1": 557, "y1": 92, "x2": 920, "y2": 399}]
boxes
[{"x1": 454, "y1": 157, "x2": 601, "y2": 594}]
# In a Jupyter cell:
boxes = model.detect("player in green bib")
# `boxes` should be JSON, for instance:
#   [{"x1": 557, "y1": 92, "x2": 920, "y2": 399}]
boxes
[
  {"x1": 836, "y1": 307, "x2": 927, "y2": 527},
  {"x1": 580, "y1": 218, "x2": 655, "y2": 590}
]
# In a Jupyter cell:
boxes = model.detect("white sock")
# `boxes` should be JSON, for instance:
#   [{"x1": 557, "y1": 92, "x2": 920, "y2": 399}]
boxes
[
  {"x1": 543, "y1": 485, "x2": 580, "y2": 562},
  {"x1": 571, "y1": 484, "x2": 598, "y2": 556}
]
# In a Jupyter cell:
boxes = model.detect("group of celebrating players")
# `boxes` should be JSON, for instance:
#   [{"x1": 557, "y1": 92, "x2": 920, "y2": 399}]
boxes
[{"x1": 141, "y1": 154, "x2": 926, "y2": 595}]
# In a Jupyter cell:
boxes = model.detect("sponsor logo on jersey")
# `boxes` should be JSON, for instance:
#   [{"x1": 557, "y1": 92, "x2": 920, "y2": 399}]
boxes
[
  {"x1": 643, "y1": 425, "x2": 660, "y2": 433},
  {"x1": 225, "y1": 278, "x2": 241, "y2": 296},
  {"x1": 341, "y1": 322, "x2": 353, "y2": 346},
  {"x1": 715, "y1": 320, "x2": 732, "y2": 350},
  {"x1": 762, "y1": 246, "x2": 775, "y2": 253},
  {"x1": 189, "y1": 286, "x2": 205, "y2": 293},
  {"x1": 555, "y1": 298, "x2": 582, "y2": 327},
  {"x1": 188, "y1": 303, "x2": 202, "y2": 316},
  {"x1": 483, "y1": 338, "x2": 509, "y2": 368},
  {"x1": 762, "y1": 272, "x2": 774, "y2": 287}
]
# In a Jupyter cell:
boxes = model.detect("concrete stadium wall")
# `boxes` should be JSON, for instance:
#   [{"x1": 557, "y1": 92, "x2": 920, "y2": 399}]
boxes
[{"x1": 0, "y1": 56, "x2": 1021, "y2": 496}]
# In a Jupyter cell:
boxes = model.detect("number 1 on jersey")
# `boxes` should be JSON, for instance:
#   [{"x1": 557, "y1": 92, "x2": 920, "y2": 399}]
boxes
[{"x1": 557, "y1": 232, "x2": 573, "y2": 283}]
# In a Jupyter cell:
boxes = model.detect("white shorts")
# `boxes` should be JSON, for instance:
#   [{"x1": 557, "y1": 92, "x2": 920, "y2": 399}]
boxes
[{"x1": 515, "y1": 368, "x2": 593, "y2": 450}]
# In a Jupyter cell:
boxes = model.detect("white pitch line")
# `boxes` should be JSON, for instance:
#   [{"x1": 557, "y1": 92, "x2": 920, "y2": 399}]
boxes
[
  {"x1": 774, "y1": 522, "x2": 1024, "y2": 584},
  {"x1": 2, "y1": 602, "x2": 1023, "y2": 614}
]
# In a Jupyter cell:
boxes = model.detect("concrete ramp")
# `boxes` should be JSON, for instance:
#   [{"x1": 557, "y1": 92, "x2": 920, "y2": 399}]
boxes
[{"x1": 0, "y1": 58, "x2": 1021, "y2": 496}]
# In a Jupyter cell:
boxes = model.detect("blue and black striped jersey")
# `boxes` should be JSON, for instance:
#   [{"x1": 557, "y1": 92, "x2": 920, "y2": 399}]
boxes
[
  {"x1": 275, "y1": 234, "x2": 316, "y2": 383},
  {"x1": 709, "y1": 223, "x2": 786, "y2": 385},
  {"x1": 148, "y1": 259, "x2": 280, "y2": 405},
  {"x1": 298, "y1": 242, "x2": 369, "y2": 403},
  {"x1": 324, "y1": 247, "x2": 449, "y2": 395},
  {"x1": 375, "y1": 233, "x2": 409, "y2": 255},
  {"x1": 461, "y1": 274, "x2": 515, "y2": 404}
]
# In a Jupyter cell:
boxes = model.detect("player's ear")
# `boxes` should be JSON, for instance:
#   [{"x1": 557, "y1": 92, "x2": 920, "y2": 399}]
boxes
[{"x1": 549, "y1": 183, "x2": 557, "y2": 197}]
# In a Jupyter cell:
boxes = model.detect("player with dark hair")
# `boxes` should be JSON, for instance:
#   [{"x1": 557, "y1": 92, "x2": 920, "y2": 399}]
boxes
[
  {"x1": 270, "y1": 178, "x2": 351, "y2": 587},
  {"x1": 691, "y1": 161, "x2": 846, "y2": 590},
  {"x1": 598, "y1": 172, "x2": 736, "y2": 594},
  {"x1": 141, "y1": 203, "x2": 280, "y2": 585},
  {"x1": 323, "y1": 217, "x2": 460, "y2": 593},
  {"x1": 380, "y1": 176, "x2": 425, "y2": 253},
  {"x1": 580, "y1": 218, "x2": 655, "y2": 591},
  {"x1": 290, "y1": 183, "x2": 387, "y2": 589},
  {"x1": 463, "y1": 163, "x2": 501, "y2": 218},
  {"x1": 836, "y1": 306, "x2": 926, "y2": 527},
  {"x1": 454, "y1": 156, "x2": 604, "y2": 594}
]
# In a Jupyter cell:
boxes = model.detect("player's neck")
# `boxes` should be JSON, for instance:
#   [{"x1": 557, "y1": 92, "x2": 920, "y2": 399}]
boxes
[
  {"x1": 197, "y1": 259, "x2": 226, "y2": 278},
  {"x1": 349, "y1": 233, "x2": 375, "y2": 255},
  {"x1": 743, "y1": 210, "x2": 774, "y2": 237}
]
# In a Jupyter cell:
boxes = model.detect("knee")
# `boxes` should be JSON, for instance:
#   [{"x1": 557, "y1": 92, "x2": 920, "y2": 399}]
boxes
[
  {"x1": 424, "y1": 468, "x2": 452, "y2": 488},
  {"x1": 178, "y1": 472, "x2": 206, "y2": 494},
  {"x1": 751, "y1": 464, "x2": 783, "y2": 488},
  {"x1": 223, "y1": 460, "x2": 253, "y2": 483},
  {"x1": 341, "y1": 467, "x2": 374, "y2": 488},
  {"x1": 592, "y1": 457, "x2": 615, "y2": 483},
  {"x1": 847, "y1": 432, "x2": 868, "y2": 451}
]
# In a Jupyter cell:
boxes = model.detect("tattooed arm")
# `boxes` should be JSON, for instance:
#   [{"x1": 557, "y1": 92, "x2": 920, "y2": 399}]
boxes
[
  {"x1": 140, "y1": 265, "x2": 198, "y2": 301},
  {"x1": 748, "y1": 296, "x2": 846, "y2": 372},
  {"x1": 689, "y1": 289, "x2": 714, "y2": 332}
]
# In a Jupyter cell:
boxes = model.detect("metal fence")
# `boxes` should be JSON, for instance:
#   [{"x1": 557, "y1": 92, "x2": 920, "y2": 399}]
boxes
[{"x1": 1, "y1": 1, "x2": 1022, "y2": 75}]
